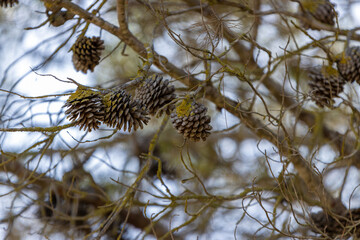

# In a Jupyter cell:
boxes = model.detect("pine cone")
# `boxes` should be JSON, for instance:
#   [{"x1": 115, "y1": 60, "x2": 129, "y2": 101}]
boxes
[
  {"x1": 311, "y1": 209, "x2": 360, "y2": 238},
  {"x1": 103, "y1": 89, "x2": 150, "y2": 132},
  {"x1": 0, "y1": 0, "x2": 18, "y2": 7},
  {"x1": 308, "y1": 67, "x2": 346, "y2": 108},
  {"x1": 171, "y1": 101, "x2": 212, "y2": 142},
  {"x1": 49, "y1": 10, "x2": 74, "y2": 27},
  {"x1": 72, "y1": 36, "x2": 105, "y2": 73},
  {"x1": 135, "y1": 75, "x2": 176, "y2": 116},
  {"x1": 300, "y1": 0, "x2": 336, "y2": 29},
  {"x1": 63, "y1": 87, "x2": 105, "y2": 132},
  {"x1": 336, "y1": 46, "x2": 360, "y2": 84}
]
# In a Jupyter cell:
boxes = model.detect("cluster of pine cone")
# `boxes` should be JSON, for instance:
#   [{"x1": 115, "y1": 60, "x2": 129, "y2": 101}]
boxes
[
  {"x1": 308, "y1": 47, "x2": 360, "y2": 108},
  {"x1": 63, "y1": 75, "x2": 213, "y2": 141},
  {"x1": 297, "y1": 1, "x2": 360, "y2": 108},
  {"x1": 299, "y1": 0, "x2": 337, "y2": 30}
]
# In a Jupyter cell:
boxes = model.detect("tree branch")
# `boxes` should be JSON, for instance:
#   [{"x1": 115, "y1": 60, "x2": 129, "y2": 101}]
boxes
[{"x1": 41, "y1": 0, "x2": 346, "y2": 213}]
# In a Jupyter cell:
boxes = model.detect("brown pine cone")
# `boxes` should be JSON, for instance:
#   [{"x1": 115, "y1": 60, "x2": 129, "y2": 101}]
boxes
[
  {"x1": 171, "y1": 101, "x2": 212, "y2": 142},
  {"x1": 72, "y1": 36, "x2": 105, "y2": 73},
  {"x1": 63, "y1": 87, "x2": 105, "y2": 132},
  {"x1": 103, "y1": 88, "x2": 150, "y2": 132},
  {"x1": 135, "y1": 74, "x2": 176, "y2": 117},
  {"x1": 300, "y1": 0, "x2": 336, "y2": 29},
  {"x1": 49, "y1": 11, "x2": 75, "y2": 27},
  {"x1": 336, "y1": 46, "x2": 360, "y2": 84},
  {"x1": 308, "y1": 66, "x2": 346, "y2": 108},
  {"x1": 0, "y1": 0, "x2": 18, "y2": 7}
]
